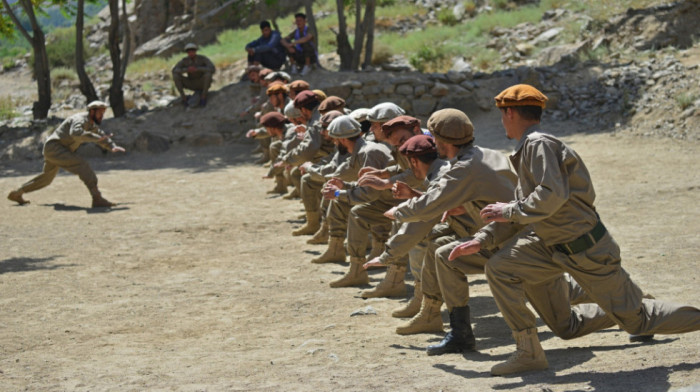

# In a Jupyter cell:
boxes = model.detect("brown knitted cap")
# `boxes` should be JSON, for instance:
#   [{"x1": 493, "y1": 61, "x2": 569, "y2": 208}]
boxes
[
  {"x1": 427, "y1": 109, "x2": 474, "y2": 145},
  {"x1": 318, "y1": 96, "x2": 346, "y2": 114},
  {"x1": 494, "y1": 84, "x2": 548, "y2": 109},
  {"x1": 382, "y1": 115, "x2": 421, "y2": 138},
  {"x1": 399, "y1": 134, "x2": 436, "y2": 157},
  {"x1": 293, "y1": 90, "x2": 319, "y2": 109},
  {"x1": 260, "y1": 112, "x2": 288, "y2": 128},
  {"x1": 288, "y1": 80, "x2": 310, "y2": 92}
]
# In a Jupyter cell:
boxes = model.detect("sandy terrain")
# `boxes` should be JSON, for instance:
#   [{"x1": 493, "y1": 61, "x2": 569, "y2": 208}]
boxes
[{"x1": 1, "y1": 124, "x2": 699, "y2": 391}]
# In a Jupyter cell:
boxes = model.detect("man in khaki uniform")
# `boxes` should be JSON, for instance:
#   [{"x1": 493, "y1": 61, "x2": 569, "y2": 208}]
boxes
[
  {"x1": 264, "y1": 102, "x2": 307, "y2": 194},
  {"x1": 450, "y1": 84, "x2": 700, "y2": 375},
  {"x1": 362, "y1": 134, "x2": 451, "y2": 298},
  {"x1": 7, "y1": 101, "x2": 125, "y2": 208},
  {"x1": 172, "y1": 43, "x2": 216, "y2": 107},
  {"x1": 314, "y1": 116, "x2": 394, "y2": 286},
  {"x1": 380, "y1": 109, "x2": 517, "y2": 342}
]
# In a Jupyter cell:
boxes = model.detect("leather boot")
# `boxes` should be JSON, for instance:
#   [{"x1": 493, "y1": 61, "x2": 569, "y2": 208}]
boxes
[
  {"x1": 426, "y1": 306, "x2": 476, "y2": 355},
  {"x1": 392, "y1": 281, "x2": 423, "y2": 318},
  {"x1": 311, "y1": 236, "x2": 346, "y2": 264},
  {"x1": 282, "y1": 188, "x2": 300, "y2": 200},
  {"x1": 491, "y1": 328, "x2": 548, "y2": 376},
  {"x1": 89, "y1": 186, "x2": 115, "y2": 208},
  {"x1": 367, "y1": 237, "x2": 385, "y2": 260},
  {"x1": 361, "y1": 264, "x2": 406, "y2": 298},
  {"x1": 395, "y1": 297, "x2": 444, "y2": 335},
  {"x1": 306, "y1": 219, "x2": 329, "y2": 245},
  {"x1": 292, "y1": 210, "x2": 321, "y2": 236},
  {"x1": 267, "y1": 175, "x2": 287, "y2": 194},
  {"x1": 329, "y1": 256, "x2": 369, "y2": 288},
  {"x1": 8, "y1": 190, "x2": 29, "y2": 205}
]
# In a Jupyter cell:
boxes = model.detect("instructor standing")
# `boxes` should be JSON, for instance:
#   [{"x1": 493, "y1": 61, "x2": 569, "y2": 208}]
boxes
[{"x1": 7, "y1": 101, "x2": 126, "y2": 208}]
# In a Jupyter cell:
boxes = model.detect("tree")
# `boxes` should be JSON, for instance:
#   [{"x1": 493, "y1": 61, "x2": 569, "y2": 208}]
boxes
[
  {"x1": 332, "y1": 0, "x2": 376, "y2": 71},
  {"x1": 107, "y1": 0, "x2": 130, "y2": 117},
  {"x1": 0, "y1": 0, "x2": 55, "y2": 119},
  {"x1": 75, "y1": 0, "x2": 98, "y2": 102}
]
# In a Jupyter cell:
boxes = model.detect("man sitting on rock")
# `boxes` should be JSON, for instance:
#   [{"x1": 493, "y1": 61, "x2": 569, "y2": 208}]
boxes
[
  {"x1": 281, "y1": 13, "x2": 317, "y2": 76},
  {"x1": 172, "y1": 43, "x2": 216, "y2": 108},
  {"x1": 245, "y1": 20, "x2": 287, "y2": 70}
]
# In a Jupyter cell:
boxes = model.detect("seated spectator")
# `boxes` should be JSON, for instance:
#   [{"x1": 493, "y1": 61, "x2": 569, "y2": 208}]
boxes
[
  {"x1": 172, "y1": 43, "x2": 216, "y2": 107},
  {"x1": 245, "y1": 21, "x2": 287, "y2": 70},
  {"x1": 281, "y1": 13, "x2": 316, "y2": 76}
]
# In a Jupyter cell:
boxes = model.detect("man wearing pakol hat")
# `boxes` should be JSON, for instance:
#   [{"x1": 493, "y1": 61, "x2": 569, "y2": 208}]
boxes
[
  {"x1": 259, "y1": 112, "x2": 292, "y2": 194},
  {"x1": 358, "y1": 134, "x2": 450, "y2": 301},
  {"x1": 448, "y1": 84, "x2": 700, "y2": 375},
  {"x1": 294, "y1": 110, "x2": 352, "y2": 243},
  {"x1": 287, "y1": 80, "x2": 310, "y2": 101},
  {"x1": 246, "y1": 82, "x2": 290, "y2": 165},
  {"x1": 8, "y1": 101, "x2": 125, "y2": 208},
  {"x1": 378, "y1": 108, "x2": 516, "y2": 343},
  {"x1": 172, "y1": 43, "x2": 216, "y2": 107},
  {"x1": 313, "y1": 116, "x2": 394, "y2": 285}
]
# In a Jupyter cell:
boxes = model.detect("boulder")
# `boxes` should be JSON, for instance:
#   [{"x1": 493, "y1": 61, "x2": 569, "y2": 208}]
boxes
[{"x1": 134, "y1": 130, "x2": 171, "y2": 152}]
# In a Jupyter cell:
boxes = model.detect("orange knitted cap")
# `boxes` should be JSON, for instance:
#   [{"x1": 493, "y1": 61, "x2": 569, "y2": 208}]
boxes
[{"x1": 494, "y1": 84, "x2": 548, "y2": 109}]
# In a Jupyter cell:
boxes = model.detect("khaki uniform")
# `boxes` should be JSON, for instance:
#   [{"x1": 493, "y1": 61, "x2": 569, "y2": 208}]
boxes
[
  {"x1": 17, "y1": 113, "x2": 117, "y2": 193},
  {"x1": 374, "y1": 158, "x2": 450, "y2": 275},
  {"x1": 300, "y1": 150, "x2": 351, "y2": 215},
  {"x1": 393, "y1": 143, "x2": 518, "y2": 308},
  {"x1": 476, "y1": 126, "x2": 700, "y2": 338},
  {"x1": 172, "y1": 54, "x2": 215, "y2": 97},
  {"x1": 281, "y1": 110, "x2": 334, "y2": 166},
  {"x1": 327, "y1": 138, "x2": 394, "y2": 239}
]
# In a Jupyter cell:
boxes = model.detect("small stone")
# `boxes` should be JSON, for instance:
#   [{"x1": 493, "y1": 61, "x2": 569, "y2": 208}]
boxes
[{"x1": 350, "y1": 305, "x2": 377, "y2": 316}]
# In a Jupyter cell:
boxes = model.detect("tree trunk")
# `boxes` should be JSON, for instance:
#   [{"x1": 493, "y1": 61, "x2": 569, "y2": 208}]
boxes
[
  {"x1": 351, "y1": 0, "x2": 364, "y2": 70},
  {"x1": 76, "y1": 0, "x2": 99, "y2": 102},
  {"x1": 304, "y1": 0, "x2": 318, "y2": 51},
  {"x1": 120, "y1": 0, "x2": 130, "y2": 82},
  {"x1": 362, "y1": 0, "x2": 376, "y2": 70},
  {"x1": 334, "y1": 0, "x2": 353, "y2": 71},
  {"x1": 108, "y1": 0, "x2": 125, "y2": 117},
  {"x1": 13, "y1": 0, "x2": 51, "y2": 119}
]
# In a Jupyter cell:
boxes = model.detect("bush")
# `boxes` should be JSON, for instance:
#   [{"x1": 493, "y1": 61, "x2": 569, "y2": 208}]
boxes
[
  {"x1": 675, "y1": 93, "x2": 697, "y2": 111},
  {"x1": 0, "y1": 96, "x2": 17, "y2": 121},
  {"x1": 409, "y1": 45, "x2": 446, "y2": 72},
  {"x1": 437, "y1": 8, "x2": 459, "y2": 26},
  {"x1": 51, "y1": 66, "x2": 78, "y2": 88},
  {"x1": 29, "y1": 26, "x2": 99, "y2": 70},
  {"x1": 371, "y1": 42, "x2": 393, "y2": 65}
]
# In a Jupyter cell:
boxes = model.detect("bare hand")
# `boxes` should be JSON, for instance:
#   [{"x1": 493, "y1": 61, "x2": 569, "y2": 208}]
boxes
[
  {"x1": 187, "y1": 66, "x2": 197, "y2": 73},
  {"x1": 262, "y1": 175, "x2": 272, "y2": 179},
  {"x1": 273, "y1": 161, "x2": 286, "y2": 168},
  {"x1": 246, "y1": 129, "x2": 257, "y2": 138},
  {"x1": 391, "y1": 181, "x2": 419, "y2": 199},
  {"x1": 322, "y1": 184, "x2": 340, "y2": 200},
  {"x1": 327, "y1": 177, "x2": 344, "y2": 189},
  {"x1": 99, "y1": 133, "x2": 114, "y2": 142},
  {"x1": 299, "y1": 162, "x2": 312, "y2": 175},
  {"x1": 383, "y1": 207, "x2": 398, "y2": 220},
  {"x1": 111, "y1": 146, "x2": 125, "y2": 153},
  {"x1": 363, "y1": 257, "x2": 385, "y2": 270},
  {"x1": 448, "y1": 239, "x2": 482, "y2": 261},
  {"x1": 480, "y1": 202, "x2": 509, "y2": 223},
  {"x1": 441, "y1": 205, "x2": 467, "y2": 223},
  {"x1": 358, "y1": 167, "x2": 387, "y2": 179},
  {"x1": 357, "y1": 175, "x2": 391, "y2": 190}
]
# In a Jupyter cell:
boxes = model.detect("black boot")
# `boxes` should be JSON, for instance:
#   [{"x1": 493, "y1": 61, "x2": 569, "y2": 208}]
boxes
[{"x1": 426, "y1": 305, "x2": 476, "y2": 356}]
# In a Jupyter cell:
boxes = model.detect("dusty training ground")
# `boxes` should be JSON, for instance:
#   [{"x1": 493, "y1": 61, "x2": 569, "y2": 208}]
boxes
[{"x1": 1, "y1": 125, "x2": 699, "y2": 391}]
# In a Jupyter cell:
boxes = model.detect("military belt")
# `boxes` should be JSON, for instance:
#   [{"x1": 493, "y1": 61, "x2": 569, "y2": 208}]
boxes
[{"x1": 554, "y1": 220, "x2": 607, "y2": 256}]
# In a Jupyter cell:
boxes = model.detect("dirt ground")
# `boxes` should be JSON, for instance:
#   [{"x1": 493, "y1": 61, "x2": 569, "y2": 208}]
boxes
[{"x1": 1, "y1": 124, "x2": 699, "y2": 391}]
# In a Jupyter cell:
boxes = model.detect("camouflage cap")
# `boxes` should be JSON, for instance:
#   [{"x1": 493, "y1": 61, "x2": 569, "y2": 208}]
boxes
[
  {"x1": 328, "y1": 115, "x2": 362, "y2": 139},
  {"x1": 427, "y1": 108, "x2": 474, "y2": 145},
  {"x1": 367, "y1": 102, "x2": 405, "y2": 123},
  {"x1": 494, "y1": 84, "x2": 548, "y2": 109}
]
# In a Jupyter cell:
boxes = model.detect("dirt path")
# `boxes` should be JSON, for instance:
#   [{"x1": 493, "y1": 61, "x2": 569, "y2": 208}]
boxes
[{"x1": 0, "y1": 131, "x2": 698, "y2": 391}]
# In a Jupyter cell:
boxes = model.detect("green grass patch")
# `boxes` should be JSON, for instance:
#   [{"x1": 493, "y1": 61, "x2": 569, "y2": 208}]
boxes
[
  {"x1": 675, "y1": 93, "x2": 697, "y2": 111},
  {"x1": 0, "y1": 96, "x2": 18, "y2": 120}
]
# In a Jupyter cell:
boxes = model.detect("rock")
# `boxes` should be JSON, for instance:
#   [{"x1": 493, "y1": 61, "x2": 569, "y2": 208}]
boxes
[
  {"x1": 537, "y1": 41, "x2": 589, "y2": 66},
  {"x1": 134, "y1": 130, "x2": 171, "y2": 152},
  {"x1": 412, "y1": 97, "x2": 437, "y2": 117},
  {"x1": 381, "y1": 55, "x2": 415, "y2": 72},
  {"x1": 430, "y1": 83, "x2": 449, "y2": 97},
  {"x1": 515, "y1": 43, "x2": 534, "y2": 56},
  {"x1": 341, "y1": 80, "x2": 363, "y2": 89},
  {"x1": 350, "y1": 306, "x2": 377, "y2": 317},
  {"x1": 183, "y1": 132, "x2": 224, "y2": 147},
  {"x1": 450, "y1": 57, "x2": 473, "y2": 75},
  {"x1": 445, "y1": 70, "x2": 466, "y2": 84},
  {"x1": 395, "y1": 85, "x2": 414, "y2": 96},
  {"x1": 533, "y1": 27, "x2": 563, "y2": 45}
]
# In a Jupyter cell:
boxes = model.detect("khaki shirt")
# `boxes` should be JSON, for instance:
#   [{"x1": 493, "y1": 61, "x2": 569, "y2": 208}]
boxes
[
  {"x1": 306, "y1": 150, "x2": 352, "y2": 182},
  {"x1": 335, "y1": 138, "x2": 395, "y2": 204},
  {"x1": 394, "y1": 143, "x2": 517, "y2": 239},
  {"x1": 378, "y1": 158, "x2": 451, "y2": 264},
  {"x1": 46, "y1": 112, "x2": 116, "y2": 153},
  {"x1": 476, "y1": 125, "x2": 598, "y2": 248},
  {"x1": 172, "y1": 54, "x2": 216, "y2": 77},
  {"x1": 283, "y1": 109, "x2": 334, "y2": 166}
]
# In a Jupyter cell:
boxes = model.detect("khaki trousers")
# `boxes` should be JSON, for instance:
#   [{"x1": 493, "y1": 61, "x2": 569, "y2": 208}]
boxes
[
  {"x1": 346, "y1": 200, "x2": 395, "y2": 259},
  {"x1": 266, "y1": 140, "x2": 284, "y2": 177},
  {"x1": 421, "y1": 232, "x2": 457, "y2": 301},
  {"x1": 19, "y1": 141, "x2": 98, "y2": 193},
  {"x1": 434, "y1": 238, "x2": 491, "y2": 311},
  {"x1": 486, "y1": 232, "x2": 700, "y2": 338},
  {"x1": 172, "y1": 71, "x2": 213, "y2": 96},
  {"x1": 326, "y1": 198, "x2": 351, "y2": 238},
  {"x1": 300, "y1": 173, "x2": 324, "y2": 213}
]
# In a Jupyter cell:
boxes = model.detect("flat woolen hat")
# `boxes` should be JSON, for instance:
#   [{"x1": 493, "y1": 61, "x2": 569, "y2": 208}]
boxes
[
  {"x1": 266, "y1": 82, "x2": 288, "y2": 96},
  {"x1": 313, "y1": 89, "x2": 327, "y2": 102},
  {"x1": 288, "y1": 80, "x2": 310, "y2": 92},
  {"x1": 494, "y1": 84, "x2": 548, "y2": 109},
  {"x1": 320, "y1": 110, "x2": 344, "y2": 128},
  {"x1": 367, "y1": 102, "x2": 405, "y2": 122},
  {"x1": 260, "y1": 112, "x2": 288, "y2": 128},
  {"x1": 399, "y1": 134, "x2": 436, "y2": 157},
  {"x1": 318, "y1": 96, "x2": 346, "y2": 113},
  {"x1": 427, "y1": 108, "x2": 474, "y2": 145},
  {"x1": 382, "y1": 115, "x2": 421, "y2": 137},
  {"x1": 284, "y1": 101, "x2": 302, "y2": 118},
  {"x1": 294, "y1": 90, "x2": 319, "y2": 109},
  {"x1": 184, "y1": 43, "x2": 198, "y2": 51},
  {"x1": 259, "y1": 68, "x2": 273, "y2": 78},
  {"x1": 350, "y1": 108, "x2": 371, "y2": 123},
  {"x1": 87, "y1": 100, "x2": 108, "y2": 110},
  {"x1": 328, "y1": 115, "x2": 362, "y2": 139}
]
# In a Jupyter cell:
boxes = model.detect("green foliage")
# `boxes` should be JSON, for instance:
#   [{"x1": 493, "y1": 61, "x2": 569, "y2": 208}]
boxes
[
  {"x1": 491, "y1": 0, "x2": 512, "y2": 10},
  {"x1": 437, "y1": 8, "x2": 459, "y2": 26},
  {"x1": 409, "y1": 45, "x2": 447, "y2": 72},
  {"x1": 370, "y1": 41, "x2": 392, "y2": 65},
  {"x1": 51, "y1": 66, "x2": 77, "y2": 88},
  {"x1": 675, "y1": 93, "x2": 697, "y2": 111},
  {"x1": 0, "y1": 96, "x2": 17, "y2": 120}
]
